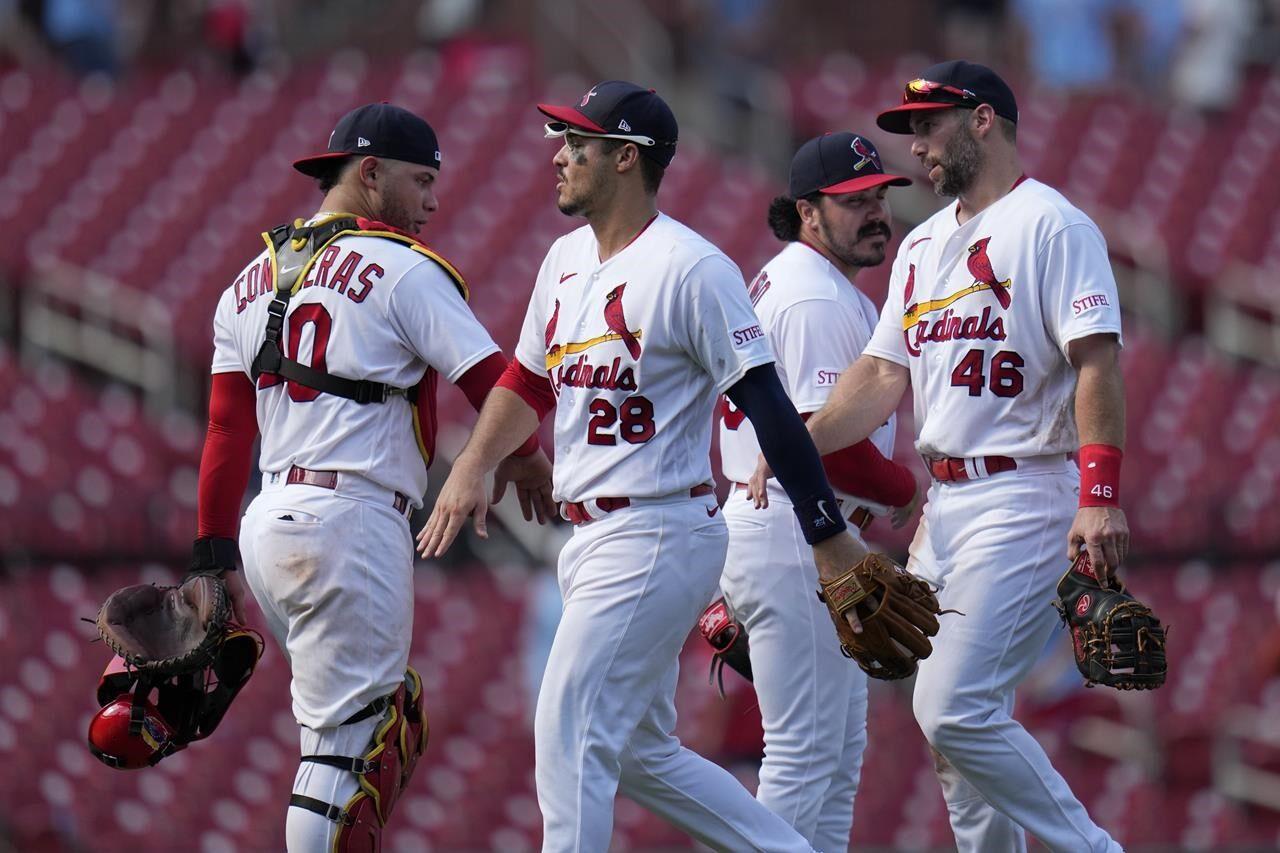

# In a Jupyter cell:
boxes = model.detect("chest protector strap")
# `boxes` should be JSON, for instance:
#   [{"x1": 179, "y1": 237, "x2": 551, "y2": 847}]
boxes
[{"x1": 249, "y1": 215, "x2": 463, "y2": 406}]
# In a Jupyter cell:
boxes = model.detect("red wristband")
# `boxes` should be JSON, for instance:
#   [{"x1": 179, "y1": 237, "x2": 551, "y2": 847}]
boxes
[{"x1": 1078, "y1": 444, "x2": 1122, "y2": 507}]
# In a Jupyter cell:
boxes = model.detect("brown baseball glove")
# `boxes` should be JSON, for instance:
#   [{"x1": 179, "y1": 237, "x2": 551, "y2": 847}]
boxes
[
  {"x1": 96, "y1": 575, "x2": 230, "y2": 677},
  {"x1": 817, "y1": 553, "x2": 944, "y2": 680}
]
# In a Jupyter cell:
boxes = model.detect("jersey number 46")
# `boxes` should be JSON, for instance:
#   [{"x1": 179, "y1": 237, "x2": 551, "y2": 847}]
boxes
[{"x1": 950, "y1": 348, "x2": 1025, "y2": 398}]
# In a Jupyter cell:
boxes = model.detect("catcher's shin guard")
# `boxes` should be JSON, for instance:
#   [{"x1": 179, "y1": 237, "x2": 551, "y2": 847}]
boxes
[{"x1": 289, "y1": 668, "x2": 429, "y2": 851}]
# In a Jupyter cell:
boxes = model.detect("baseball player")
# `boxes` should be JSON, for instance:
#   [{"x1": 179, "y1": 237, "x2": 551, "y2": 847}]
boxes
[
  {"x1": 192, "y1": 102, "x2": 555, "y2": 851},
  {"x1": 717, "y1": 131, "x2": 920, "y2": 850},
  {"x1": 754, "y1": 61, "x2": 1128, "y2": 852},
  {"x1": 418, "y1": 81, "x2": 870, "y2": 852}
]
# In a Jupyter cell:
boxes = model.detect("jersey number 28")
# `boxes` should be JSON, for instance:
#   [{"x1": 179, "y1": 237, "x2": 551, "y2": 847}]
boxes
[{"x1": 587, "y1": 395, "x2": 656, "y2": 445}]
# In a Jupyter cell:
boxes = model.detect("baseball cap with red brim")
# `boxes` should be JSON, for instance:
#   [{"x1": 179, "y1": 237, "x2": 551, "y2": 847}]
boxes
[
  {"x1": 537, "y1": 80, "x2": 679, "y2": 167},
  {"x1": 788, "y1": 132, "x2": 911, "y2": 198},
  {"x1": 293, "y1": 102, "x2": 441, "y2": 177},
  {"x1": 876, "y1": 60, "x2": 1019, "y2": 135}
]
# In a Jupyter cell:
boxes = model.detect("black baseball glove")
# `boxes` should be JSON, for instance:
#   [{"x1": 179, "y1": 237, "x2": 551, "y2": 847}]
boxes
[
  {"x1": 1054, "y1": 553, "x2": 1167, "y2": 690},
  {"x1": 698, "y1": 597, "x2": 752, "y2": 695}
]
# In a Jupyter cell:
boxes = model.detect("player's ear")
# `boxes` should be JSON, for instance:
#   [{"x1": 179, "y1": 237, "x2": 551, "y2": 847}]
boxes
[
  {"x1": 614, "y1": 142, "x2": 640, "y2": 176},
  {"x1": 796, "y1": 196, "x2": 820, "y2": 229},
  {"x1": 970, "y1": 104, "x2": 996, "y2": 140},
  {"x1": 357, "y1": 156, "x2": 381, "y2": 189}
]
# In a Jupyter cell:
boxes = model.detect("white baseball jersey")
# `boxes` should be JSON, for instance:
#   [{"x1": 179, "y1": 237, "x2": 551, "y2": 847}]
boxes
[
  {"x1": 720, "y1": 240, "x2": 896, "y2": 509},
  {"x1": 513, "y1": 213, "x2": 775, "y2": 503},
  {"x1": 211, "y1": 228, "x2": 499, "y2": 504},
  {"x1": 864, "y1": 178, "x2": 1122, "y2": 459}
]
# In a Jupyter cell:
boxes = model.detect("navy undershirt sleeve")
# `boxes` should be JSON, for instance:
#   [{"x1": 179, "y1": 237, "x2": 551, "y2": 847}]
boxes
[{"x1": 725, "y1": 365, "x2": 847, "y2": 544}]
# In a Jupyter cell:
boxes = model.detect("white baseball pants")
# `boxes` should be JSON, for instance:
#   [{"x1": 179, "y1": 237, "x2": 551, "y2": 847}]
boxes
[
  {"x1": 240, "y1": 472, "x2": 415, "y2": 851},
  {"x1": 720, "y1": 487, "x2": 868, "y2": 852},
  {"x1": 908, "y1": 457, "x2": 1122, "y2": 853},
  {"x1": 534, "y1": 493, "x2": 814, "y2": 852}
]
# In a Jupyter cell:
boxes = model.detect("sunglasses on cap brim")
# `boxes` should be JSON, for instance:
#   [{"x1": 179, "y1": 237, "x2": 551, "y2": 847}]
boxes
[
  {"x1": 544, "y1": 121, "x2": 657, "y2": 148},
  {"x1": 902, "y1": 78, "x2": 980, "y2": 105}
]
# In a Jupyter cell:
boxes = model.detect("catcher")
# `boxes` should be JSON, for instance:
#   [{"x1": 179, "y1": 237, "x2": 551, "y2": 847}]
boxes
[{"x1": 185, "y1": 102, "x2": 553, "y2": 852}]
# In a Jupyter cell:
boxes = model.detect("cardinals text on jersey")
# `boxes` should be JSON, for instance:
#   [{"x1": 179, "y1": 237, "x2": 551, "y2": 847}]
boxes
[
  {"x1": 863, "y1": 178, "x2": 1122, "y2": 460},
  {"x1": 514, "y1": 214, "x2": 775, "y2": 503}
]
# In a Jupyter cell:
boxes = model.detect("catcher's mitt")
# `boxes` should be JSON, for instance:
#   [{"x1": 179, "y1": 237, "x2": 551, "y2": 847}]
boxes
[
  {"x1": 697, "y1": 597, "x2": 752, "y2": 695},
  {"x1": 96, "y1": 575, "x2": 230, "y2": 677},
  {"x1": 817, "y1": 553, "x2": 944, "y2": 680},
  {"x1": 1054, "y1": 553, "x2": 1167, "y2": 690}
]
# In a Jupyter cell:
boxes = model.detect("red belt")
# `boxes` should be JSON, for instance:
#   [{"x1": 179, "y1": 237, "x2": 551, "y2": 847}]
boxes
[
  {"x1": 926, "y1": 455, "x2": 1017, "y2": 483},
  {"x1": 286, "y1": 465, "x2": 411, "y2": 516},
  {"x1": 562, "y1": 484, "x2": 715, "y2": 525},
  {"x1": 733, "y1": 484, "x2": 874, "y2": 532},
  {"x1": 844, "y1": 504, "x2": 874, "y2": 532}
]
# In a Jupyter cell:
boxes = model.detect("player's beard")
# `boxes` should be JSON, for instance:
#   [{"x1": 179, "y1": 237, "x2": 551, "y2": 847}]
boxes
[
  {"x1": 557, "y1": 156, "x2": 613, "y2": 218},
  {"x1": 820, "y1": 216, "x2": 891, "y2": 269},
  {"x1": 376, "y1": 193, "x2": 418, "y2": 234},
  {"x1": 931, "y1": 123, "x2": 983, "y2": 198}
]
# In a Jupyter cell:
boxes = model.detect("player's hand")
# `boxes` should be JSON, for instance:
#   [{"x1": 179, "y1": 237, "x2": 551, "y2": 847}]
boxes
[
  {"x1": 1067, "y1": 505, "x2": 1129, "y2": 584},
  {"x1": 746, "y1": 454, "x2": 774, "y2": 509},
  {"x1": 811, "y1": 531, "x2": 870, "y2": 634},
  {"x1": 221, "y1": 569, "x2": 248, "y2": 625},
  {"x1": 492, "y1": 449, "x2": 557, "y2": 524},
  {"x1": 890, "y1": 481, "x2": 923, "y2": 529},
  {"x1": 418, "y1": 458, "x2": 490, "y2": 558}
]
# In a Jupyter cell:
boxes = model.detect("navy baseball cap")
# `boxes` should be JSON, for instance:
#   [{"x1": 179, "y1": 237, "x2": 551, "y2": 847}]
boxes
[
  {"x1": 537, "y1": 80, "x2": 679, "y2": 167},
  {"x1": 293, "y1": 103, "x2": 442, "y2": 177},
  {"x1": 789, "y1": 132, "x2": 911, "y2": 197},
  {"x1": 876, "y1": 60, "x2": 1018, "y2": 135}
]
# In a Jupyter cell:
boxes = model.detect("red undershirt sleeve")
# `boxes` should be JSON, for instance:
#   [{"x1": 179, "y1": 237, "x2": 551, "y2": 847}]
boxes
[
  {"x1": 800, "y1": 413, "x2": 917, "y2": 507},
  {"x1": 495, "y1": 358, "x2": 557, "y2": 422},
  {"x1": 455, "y1": 352, "x2": 541, "y2": 456},
  {"x1": 197, "y1": 372, "x2": 260, "y2": 539}
]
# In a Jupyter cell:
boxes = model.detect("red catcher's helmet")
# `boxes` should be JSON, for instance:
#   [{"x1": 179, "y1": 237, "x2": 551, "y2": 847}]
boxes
[{"x1": 88, "y1": 692, "x2": 180, "y2": 769}]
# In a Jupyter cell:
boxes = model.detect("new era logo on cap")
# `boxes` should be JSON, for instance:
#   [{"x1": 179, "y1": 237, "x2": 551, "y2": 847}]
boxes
[
  {"x1": 537, "y1": 80, "x2": 680, "y2": 168},
  {"x1": 293, "y1": 103, "x2": 443, "y2": 178}
]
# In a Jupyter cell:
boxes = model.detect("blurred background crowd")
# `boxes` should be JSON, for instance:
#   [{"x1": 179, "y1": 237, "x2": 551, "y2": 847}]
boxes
[{"x1": 1, "y1": 1, "x2": 1279, "y2": 850}]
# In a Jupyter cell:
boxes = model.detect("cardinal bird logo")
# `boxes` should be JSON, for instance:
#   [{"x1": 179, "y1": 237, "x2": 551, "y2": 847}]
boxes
[
  {"x1": 545, "y1": 299, "x2": 560, "y2": 350},
  {"x1": 900, "y1": 237, "x2": 1015, "y2": 330},
  {"x1": 851, "y1": 136, "x2": 881, "y2": 172},
  {"x1": 966, "y1": 237, "x2": 1011, "y2": 308},
  {"x1": 604, "y1": 284, "x2": 643, "y2": 359}
]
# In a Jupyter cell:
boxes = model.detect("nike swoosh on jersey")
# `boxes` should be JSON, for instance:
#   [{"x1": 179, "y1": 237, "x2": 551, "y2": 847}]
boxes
[
  {"x1": 560, "y1": 272, "x2": 578, "y2": 283},
  {"x1": 706, "y1": 506, "x2": 720, "y2": 517}
]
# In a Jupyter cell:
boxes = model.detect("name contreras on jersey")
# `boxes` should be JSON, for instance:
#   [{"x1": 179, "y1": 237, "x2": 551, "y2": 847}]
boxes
[
  {"x1": 903, "y1": 306, "x2": 1006, "y2": 357},
  {"x1": 550, "y1": 354, "x2": 638, "y2": 394},
  {"x1": 234, "y1": 244, "x2": 384, "y2": 314}
]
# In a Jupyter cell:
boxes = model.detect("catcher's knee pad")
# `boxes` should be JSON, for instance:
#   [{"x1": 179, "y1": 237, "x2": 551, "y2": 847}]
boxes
[{"x1": 288, "y1": 667, "x2": 429, "y2": 852}]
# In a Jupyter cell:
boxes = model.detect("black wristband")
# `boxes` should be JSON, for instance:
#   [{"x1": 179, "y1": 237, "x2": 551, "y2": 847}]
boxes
[
  {"x1": 190, "y1": 536, "x2": 239, "y2": 575},
  {"x1": 792, "y1": 493, "x2": 847, "y2": 545}
]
